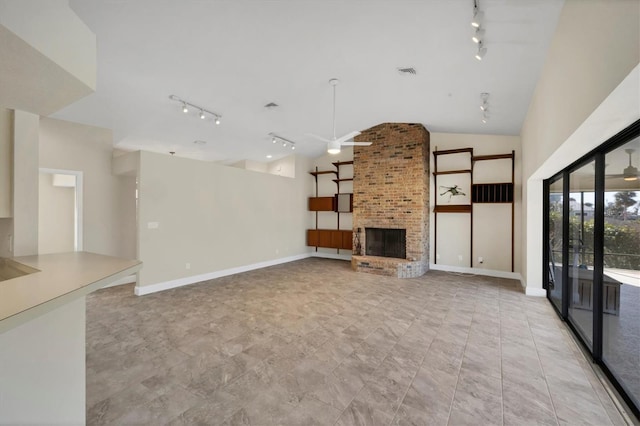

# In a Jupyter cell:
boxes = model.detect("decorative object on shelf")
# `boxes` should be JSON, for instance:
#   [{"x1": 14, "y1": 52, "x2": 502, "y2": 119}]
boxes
[
  {"x1": 268, "y1": 132, "x2": 297, "y2": 150},
  {"x1": 307, "y1": 79, "x2": 372, "y2": 155},
  {"x1": 440, "y1": 185, "x2": 466, "y2": 201},
  {"x1": 169, "y1": 95, "x2": 222, "y2": 124}
]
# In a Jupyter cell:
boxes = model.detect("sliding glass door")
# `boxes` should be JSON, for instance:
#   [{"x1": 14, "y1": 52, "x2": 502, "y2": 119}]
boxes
[
  {"x1": 602, "y1": 139, "x2": 640, "y2": 411},
  {"x1": 544, "y1": 121, "x2": 640, "y2": 417},
  {"x1": 568, "y1": 160, "x2": 596, "y2": 348},
  {"x1": 547, "y1": 177, "x2": 564, "y2": 312}
]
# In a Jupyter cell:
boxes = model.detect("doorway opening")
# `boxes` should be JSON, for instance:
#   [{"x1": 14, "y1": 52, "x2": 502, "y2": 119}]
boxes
[{"x1": 38, "y1": 168, "x2": 83, "y2": 254}]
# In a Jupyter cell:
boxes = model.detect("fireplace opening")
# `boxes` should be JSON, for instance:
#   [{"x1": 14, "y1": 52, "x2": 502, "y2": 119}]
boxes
[{"x1": 365, "y1": 228, "x2": 406, "y2": 259}]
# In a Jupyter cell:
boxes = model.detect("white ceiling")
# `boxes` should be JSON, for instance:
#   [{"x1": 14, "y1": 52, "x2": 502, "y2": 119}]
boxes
[{"x1": 51, "y1": 0, "x2": 565, "y2": 163}]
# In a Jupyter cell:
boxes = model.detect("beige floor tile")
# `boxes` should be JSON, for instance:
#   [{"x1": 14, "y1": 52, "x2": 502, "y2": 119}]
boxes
[{"x1": 86, "y1": 259, "x2": 631, "y2": 425}]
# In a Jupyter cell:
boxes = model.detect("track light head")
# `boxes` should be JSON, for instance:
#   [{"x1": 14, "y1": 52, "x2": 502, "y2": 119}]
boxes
[
  {"x1": 272, "y1": 137, "x2": 277, "y2": 144},
  {"x1": 215, "y1": 117, "x2": 221, "y2": 125},
  {"x1": 199, "y1": 110, "x2": 206, "y2": 120},
  {"x1": 182, "y1": 103, "x2": 188, "y2": 113},
  {"x1": 291, "y1": 145, "x2": 295, "y2": 150},
  {"x1": 471, "y1": 10, "x2": 484, "y2": 28},
  {"x1": 475, "y1": 42, "x2": 487, "y2": 60},
  {"x1": 472, "y1": 28, "x2": 485, "y2": 44}
]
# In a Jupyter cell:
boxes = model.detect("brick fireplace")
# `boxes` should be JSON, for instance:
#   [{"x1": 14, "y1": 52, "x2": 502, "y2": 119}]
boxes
[{"x1": 351, "y1": 123, "x2": 430, "y2": 278}]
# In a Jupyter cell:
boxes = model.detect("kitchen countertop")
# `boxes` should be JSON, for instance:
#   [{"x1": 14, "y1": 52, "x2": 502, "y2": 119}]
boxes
[{"x1": 0, "y1": 252, "x2": 141, "y2": 333}]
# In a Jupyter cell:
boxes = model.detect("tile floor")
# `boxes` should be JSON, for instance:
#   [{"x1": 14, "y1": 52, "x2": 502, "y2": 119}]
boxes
[{"x1": 86, "y1": 258, "x2": 627, "y2": 425}]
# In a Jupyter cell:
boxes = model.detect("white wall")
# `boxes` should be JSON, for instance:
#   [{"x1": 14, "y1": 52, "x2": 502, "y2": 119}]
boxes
[
  {"x1": 430, "y1": 133, "x2": 521, "y2": 273},
  {"x1": 0, "y1": 296, "x2": 86, "y2": 425},
  {"x1": 0, "y1": 0, "x2": 96, "y2": 88},
  {"x1": 13, "y1": 110, "x2": 39, "y2": 256},
  {"x1": 0, "y1": 218, "x2": 11, "y2": 257},
  {"x1": 520, "y1": 0, "x2": 640, "y2": 294},
  {"x1": 39, "y1": 117, "x2": 136, "y2": 259},
  {"x1": 38, "y1": 172, "x2": 75, "y2": 254},
  {"x1": 0, "y1": 108, "x2": 12, "y2": 218},
  {"x1": 267, "y1": 155, "x2": 296, "y2": 178},
  {"x1": 136, "y1": 151, "x2": 311, "y2": 290}
]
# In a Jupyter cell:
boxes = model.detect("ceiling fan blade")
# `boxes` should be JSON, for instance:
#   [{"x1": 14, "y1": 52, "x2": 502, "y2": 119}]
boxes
[
  {"x1": 305, "y1": 133, "x2": 332, "y2": 143},
  {"x1": 342, "y1": 142, "x2": 372, "y2": 146},
  {"x1": 335, "y1": 130, "x2": 361, "y2": 144}
]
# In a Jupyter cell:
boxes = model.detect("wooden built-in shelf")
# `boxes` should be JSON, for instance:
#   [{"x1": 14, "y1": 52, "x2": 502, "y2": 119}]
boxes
[
  {"x1": 433, "y1": 169, "x2": 472, "y2": 176},
  {"x1": 309, "y1": 162, "x2": 354, "y2": 253},
  {"x1": 332, "y1": 178, "x2": 353, "y2": 184},
  {"x1": 433, "y1": 148, "x2": 474, "y2": 156},
  {"x1": 309, "y1": 196, "x2": 335, "y2": 211},
  {"x1": 433, "y1": 204, "x2": 472, "y2": 213},
  {"x1": 473, "y1": 153, "x2": 514, "y2": 162},
  {"x1": 307, "y1": 229, "x2": 353, "y2": 250},
  {"x1": 309, "y1": 171, "x2": 337, "y2": 177},
  {"x1": 472, "y1": 183, "x2": 514, "y2": 203}
]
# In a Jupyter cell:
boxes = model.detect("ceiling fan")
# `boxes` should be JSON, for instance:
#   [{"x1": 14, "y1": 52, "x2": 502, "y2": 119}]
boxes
[
  {"x1": 606, "y1": 149, "x2": 639, "y2": 181},
  {"x1": 308, "y1": 78, "x2": 372, "y2": 154}
]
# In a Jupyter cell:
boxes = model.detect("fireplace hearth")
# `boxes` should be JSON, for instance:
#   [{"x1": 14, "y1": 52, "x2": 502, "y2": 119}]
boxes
[{"x1": 365, "y1": 228, "x2": 406, "y2": 259}]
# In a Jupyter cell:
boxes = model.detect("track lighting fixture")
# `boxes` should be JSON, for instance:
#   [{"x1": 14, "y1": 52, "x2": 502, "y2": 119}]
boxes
[
  {"x1": 268, "y1": 132, "x2": 298, "y2": 151},
  {"x1": 169, "y1": 95, "x2": 222, "y2": 125},
  {"x1": 472, "y1": 28, "x2": 484, "y2": 44},
  {"x1": 475, "y1": 41, "x2": 487, "y2": 60},
  {"x1": 480, "y1": 93, "x2": 490, "y2": 123}
]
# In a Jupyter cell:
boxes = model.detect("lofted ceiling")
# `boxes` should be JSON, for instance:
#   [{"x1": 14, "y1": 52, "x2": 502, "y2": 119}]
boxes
[{"x1": 51, "y1": 0, "x2": 565, "y2": 163}]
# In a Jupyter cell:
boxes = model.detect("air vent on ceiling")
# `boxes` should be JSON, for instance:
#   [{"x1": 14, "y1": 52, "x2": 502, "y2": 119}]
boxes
[
  {"x1": 397, "y1": 67, "x2": 417, "y2": 75},
  {"x1": 264, "y1": 102, "x2": 279, "y2": 109}
]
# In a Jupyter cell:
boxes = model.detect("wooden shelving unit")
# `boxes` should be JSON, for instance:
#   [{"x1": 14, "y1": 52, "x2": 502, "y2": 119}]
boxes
[
  {"x1": 433, "y1": 148, "x2": 473, "y2": 266},
  {"x1": 433, "y1": 148, "x2": 515, "y2": 271},
  {"x1": 308, "y1": 161, "x2": 354, "y2": 252}
]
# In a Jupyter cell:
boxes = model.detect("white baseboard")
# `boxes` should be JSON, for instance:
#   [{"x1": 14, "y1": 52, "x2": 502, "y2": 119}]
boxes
[
  {"x1": 429, "y1": 264, "x2": 546, "y2": 297},
  {"x1": 310, "y1": 252, "x2": 352, "y2": 261},
  {"x1": 102, "y1": 274, "x2": 137, "y2": 289},
  {"x1": 134, "y1": 253, "x2": 312, "y2": 296},
  {"x1": 525, "y1": 287, "x2": 547, "y2": 297},
  {"x1": 429, "y1": 263, "x2": 522, "y2": 281}
]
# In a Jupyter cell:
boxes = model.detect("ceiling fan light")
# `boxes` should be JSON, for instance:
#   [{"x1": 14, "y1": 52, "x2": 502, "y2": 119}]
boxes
[
  {"x1": 623, "y1": 165, "x2": 638, "y2": 181},
  {"x1": 327, "y1": 140, "x2": 341, "y2": 155}
]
